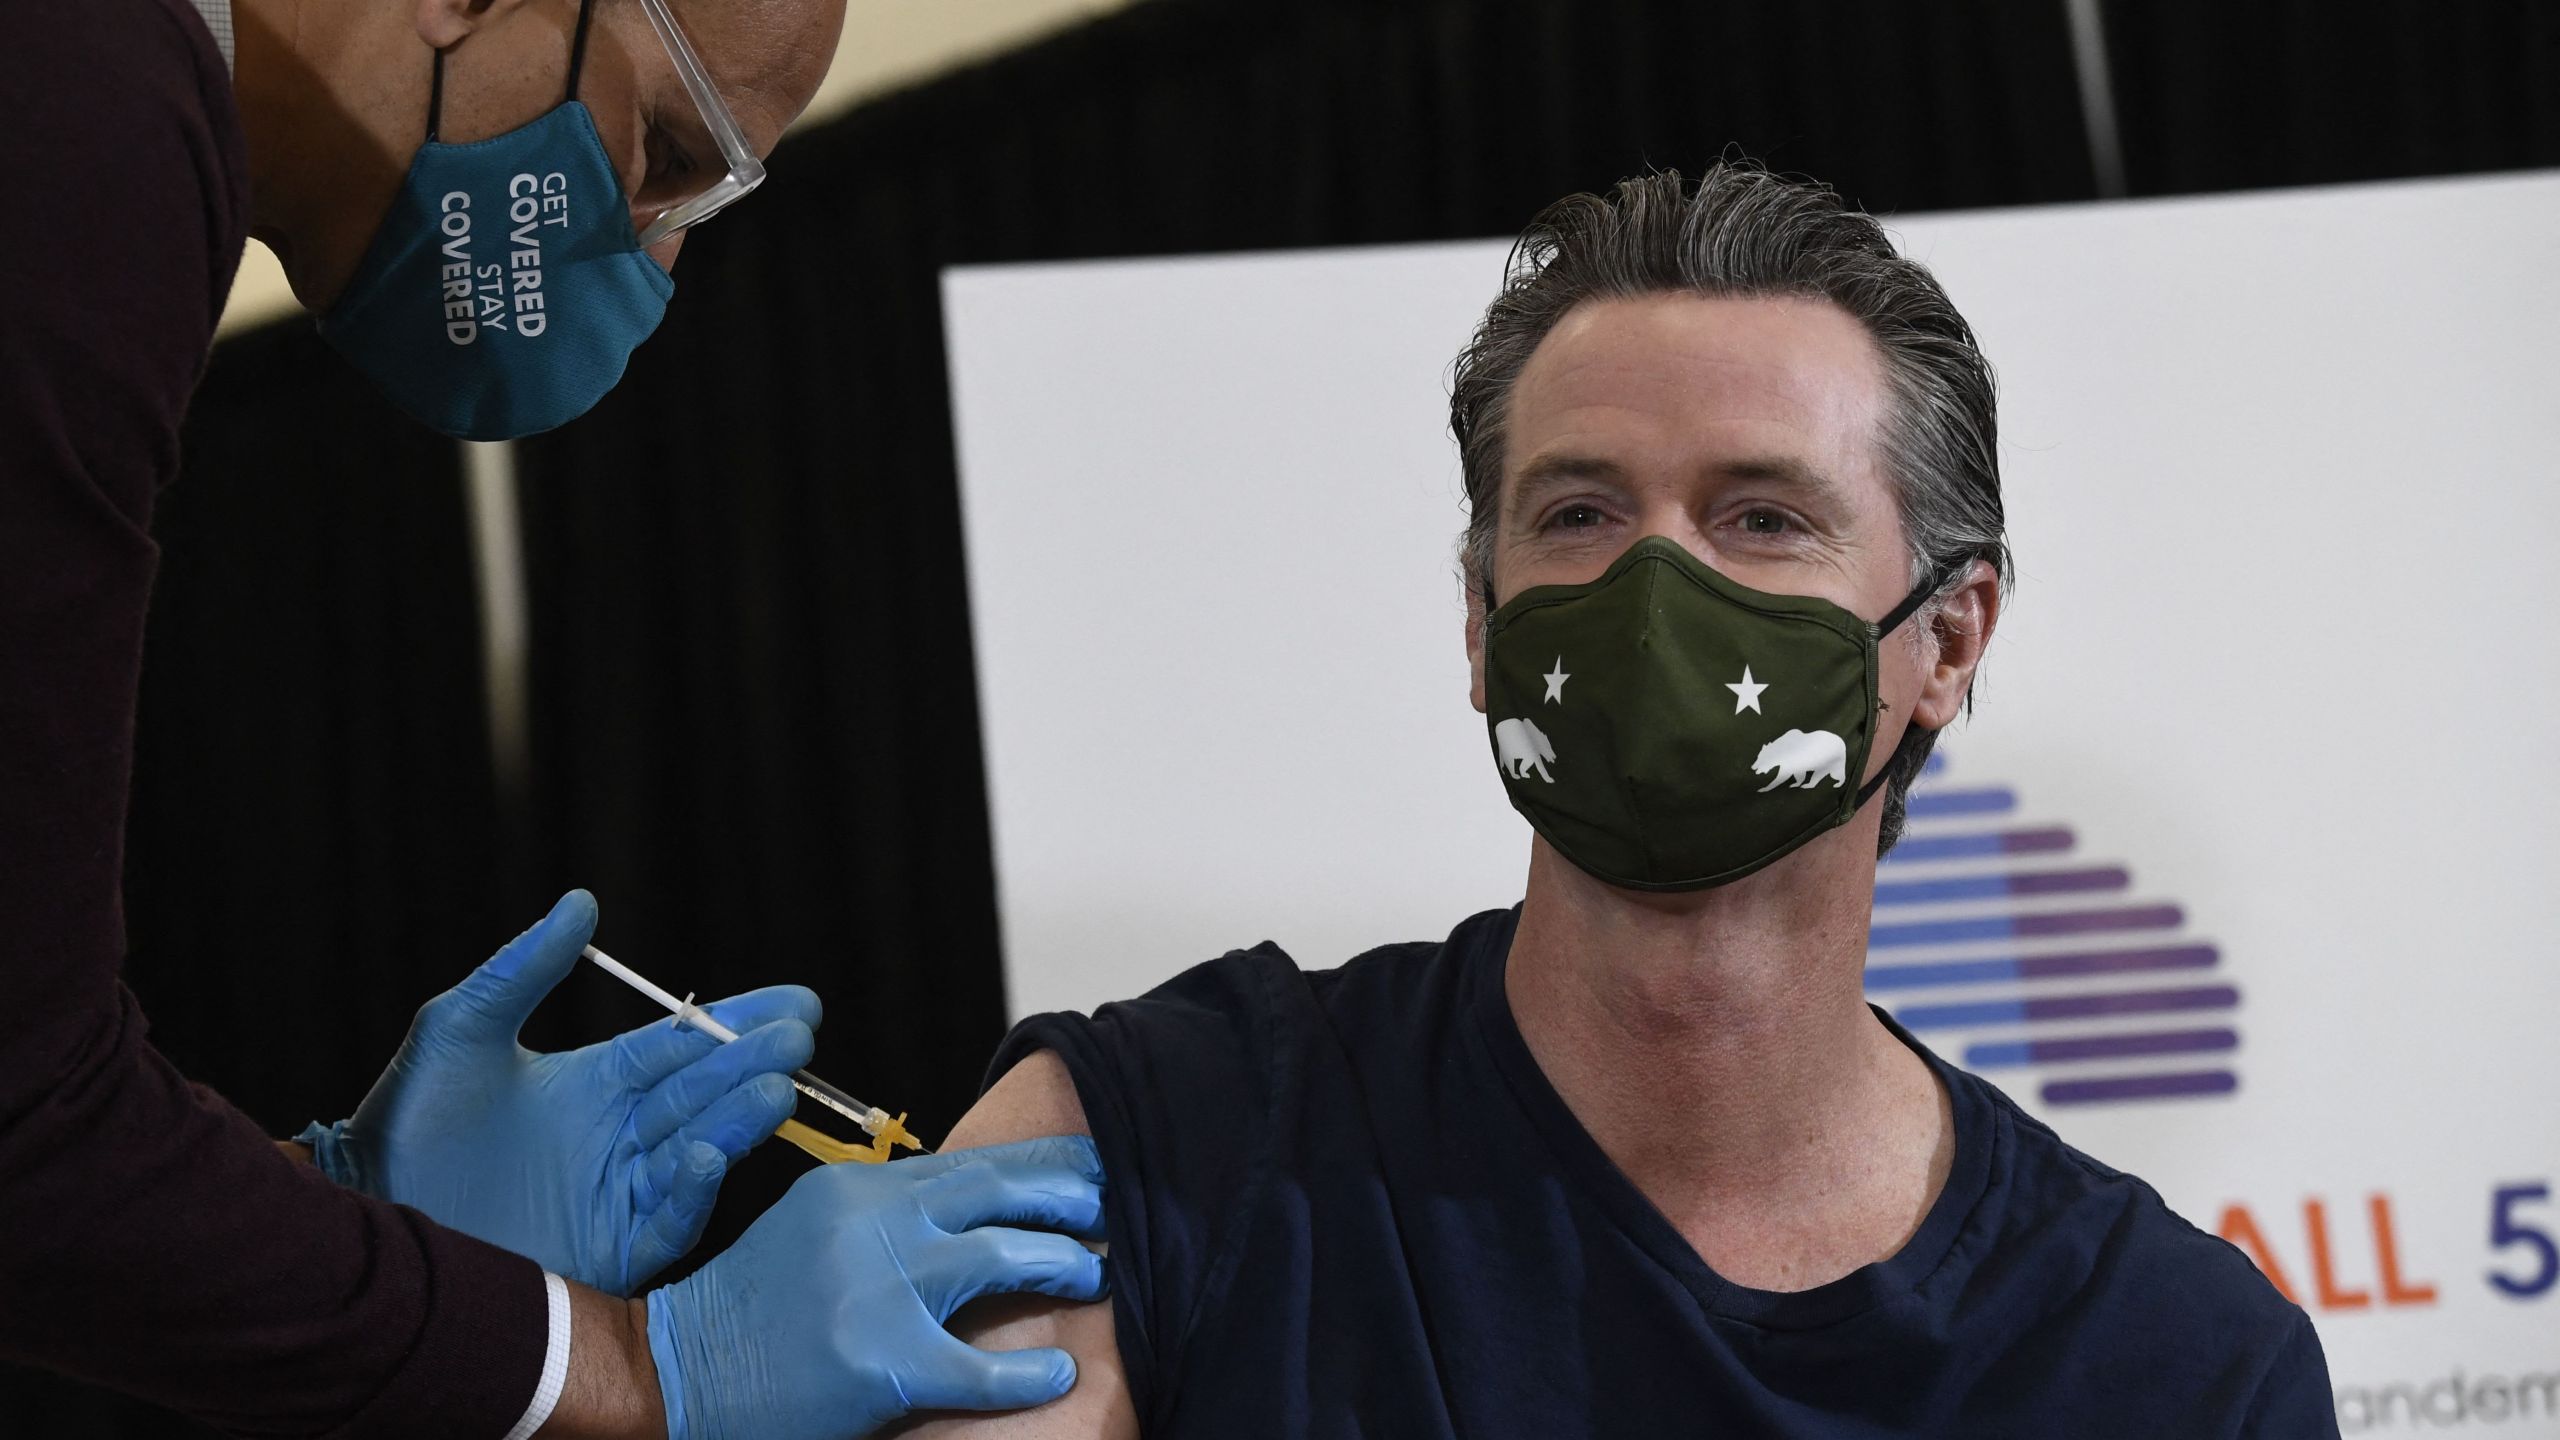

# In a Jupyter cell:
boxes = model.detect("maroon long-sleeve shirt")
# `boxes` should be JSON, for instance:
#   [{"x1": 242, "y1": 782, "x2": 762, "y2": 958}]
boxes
[{"x1": 0, "y1": 4, "x2": 548, "y2": 1433}]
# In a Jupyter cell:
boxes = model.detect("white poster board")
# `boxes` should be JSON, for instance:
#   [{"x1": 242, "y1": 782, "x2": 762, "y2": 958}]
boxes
[{"x1": 945, "y1": 171, "x2": 2560, "y2": 1431}]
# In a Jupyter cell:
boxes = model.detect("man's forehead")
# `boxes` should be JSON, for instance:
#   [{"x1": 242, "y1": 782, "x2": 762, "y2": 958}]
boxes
[{"x1": 1502, "y1": 293, "x2": 1890, "y2": 496}]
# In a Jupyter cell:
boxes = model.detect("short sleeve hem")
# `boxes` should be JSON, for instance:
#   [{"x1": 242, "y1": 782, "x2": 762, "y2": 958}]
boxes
[
  {"x1": 988, "y1": 1012, "x2": 1169, "y2": 1421},
  {"x1": 986, "y1": 947, "x2": 1296, "y2": 1430}
]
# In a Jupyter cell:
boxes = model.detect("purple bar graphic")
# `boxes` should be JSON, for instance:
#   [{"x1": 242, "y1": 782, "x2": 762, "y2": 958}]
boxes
[
  {"x1": 1864, "y1": 943, "x2": 2221, "y2": 992},
  {"x1": 2042, "y1": 1070, "x2": 2239, "y2": 1105},
  {"x1": 1881, "y1": 826, "x2": 2076, "y2": 865},
  {"x1": 1869, "y1": 903, "x2": 2183, "y2": 949},
  {"x1": 1873, "y1": 942, "x2": 2211, "y2": 983},
  {"x1": 2012, "y1": 904, "x2": 2183, "y2": 938},
  {"x1": 2017, "y1": 944, "x2": 2218, "y2": 981},
  {"x1": 1967, "y1": 1027, "x2": 2238, "y2": 1068},
  {"x1": 1872, "y1": 866, "x2": 2130, "y2": 907},
  {"x1": 2019, "y1": 984, "x2": 2238, "y2": 1021},
  {"x1": 2013, "y1": 867, "x2": 2127, "y2": 897},
  {"x1": 1895, "y1": 983, "x2": 2239, "y2": 1029}
]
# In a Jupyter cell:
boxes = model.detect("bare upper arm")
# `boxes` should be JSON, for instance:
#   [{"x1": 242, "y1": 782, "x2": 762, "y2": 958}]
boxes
[{"x1": 881, "y1": 1050, "x2": 1140, "y2": 1440}]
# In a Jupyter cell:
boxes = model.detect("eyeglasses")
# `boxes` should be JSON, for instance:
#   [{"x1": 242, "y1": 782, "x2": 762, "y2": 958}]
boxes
[{"x1": 633, "y1": 0, "x2": 766, "y2": 249}]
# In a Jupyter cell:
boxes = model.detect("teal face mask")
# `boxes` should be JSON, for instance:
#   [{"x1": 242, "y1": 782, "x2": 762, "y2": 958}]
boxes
[
  {"x1": 320, "y1": 0, "x2": 673, "y2": 440},
  {"x1": 1481, "y1": 536, "x2": 1948, "y2": 891}
]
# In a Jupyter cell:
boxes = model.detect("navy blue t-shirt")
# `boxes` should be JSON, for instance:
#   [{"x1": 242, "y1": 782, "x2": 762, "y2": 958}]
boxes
[{"x1": 989, "y1": 905, "x2": 2337, "y2": 1437}]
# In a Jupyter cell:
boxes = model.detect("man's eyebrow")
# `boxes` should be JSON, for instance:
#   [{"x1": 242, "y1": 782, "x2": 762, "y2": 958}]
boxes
[
  {"x1": 1507, "y1": 453, "x2": 1851, "y2": 511},
  {"x1": 1507, "y1": 454, "x2": 1626, "y2": 513},
  {"x1": 1711, "y1": 456, "x2": 1853, "y2": 509}
]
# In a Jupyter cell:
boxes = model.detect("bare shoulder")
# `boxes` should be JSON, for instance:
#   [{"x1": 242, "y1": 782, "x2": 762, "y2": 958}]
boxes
[
  {"x1": 946, "y1": 1048, "x2": 1093, "y2": 1148},
  {"x1": 882, "y1": 1049, "x2": 1139, "y2": 1440}
]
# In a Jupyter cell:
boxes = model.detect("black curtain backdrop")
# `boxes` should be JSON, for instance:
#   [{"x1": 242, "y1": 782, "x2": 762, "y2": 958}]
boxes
[
  {"x1": 2107, "y1": 0, "x2": 2560, "y2": 195},
  {"x1": 123, "y1": 322, "x2": 504, "y2": 1122},
  {"x1": 15, "y1": 0, "x2": 2554, "y2": 1432}
]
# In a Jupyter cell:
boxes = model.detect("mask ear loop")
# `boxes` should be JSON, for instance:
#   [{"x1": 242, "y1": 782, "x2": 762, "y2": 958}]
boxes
[
  {"x1": 425, "y1": 0, "x2": 595, "y2": 142},
  {"x1": 1870, "y1": 563, "x2": 1955, "y2": 643},
  {"x1": 565, "y1": 0, "x2": 597, "y2": 103},
  {"x1": 426, "y1": 47, "x2": 446, "y2": 142},
  {"x1": 1855, "y1": 557, "x2": 1972, "y2": 808}
]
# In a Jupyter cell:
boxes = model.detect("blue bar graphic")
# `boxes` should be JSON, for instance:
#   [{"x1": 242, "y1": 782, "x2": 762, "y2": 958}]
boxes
[
  {"x1": 1868, "y1": 955, "x2": 2024, "y2": 989},
  {"x1": 1897, "y1": 997, "x2": 2031, "y2": 1027},
  {"x1": 1868, "y1": 904, "x2": 2182, "y2": 949},
  {"x1": 1903, "y1": 787, "x2": 2016, "y2": 820}
]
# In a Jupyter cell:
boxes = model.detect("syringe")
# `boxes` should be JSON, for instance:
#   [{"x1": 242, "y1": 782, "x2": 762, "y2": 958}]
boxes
[{"x1": 582, "y1": 944, "x2": 927, "y2": 1153}]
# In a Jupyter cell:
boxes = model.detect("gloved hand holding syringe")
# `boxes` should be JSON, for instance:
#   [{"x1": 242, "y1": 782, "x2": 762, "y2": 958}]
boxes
[
  {"x1": 301, "y1": 889, "x2": 1101, "y2": 1435},
  {"x1": 583, "y1": 943, "x2": 927, "y2": 1163}
]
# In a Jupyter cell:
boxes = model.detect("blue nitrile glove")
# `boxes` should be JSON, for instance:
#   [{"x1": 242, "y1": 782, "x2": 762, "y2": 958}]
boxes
[
  {"x1": 299, "y1": 890, "x2": 818, "y2": 1296},
  {"x1": 645, "y1": 1136, "x2": 1109, "y2": 1440}
]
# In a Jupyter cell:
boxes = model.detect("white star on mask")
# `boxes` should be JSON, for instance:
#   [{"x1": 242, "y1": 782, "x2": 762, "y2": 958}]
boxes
[
  {"x1": 1543, "y1": 657, "x2": 1570, "y2": 704},
  {"x1": 1727, "y1": 666, "x2": 1768, "y2": 714}
]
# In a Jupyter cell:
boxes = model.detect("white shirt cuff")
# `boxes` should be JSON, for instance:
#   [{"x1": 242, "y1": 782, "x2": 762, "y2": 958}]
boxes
[{"x1": 498, "y1": 1272, "x2": 573, "y2": 1440}]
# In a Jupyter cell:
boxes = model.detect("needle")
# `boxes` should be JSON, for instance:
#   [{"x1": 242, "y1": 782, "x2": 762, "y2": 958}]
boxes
[{"x1": 581, "y1": 943, "x2": 928, "y2": 1153}]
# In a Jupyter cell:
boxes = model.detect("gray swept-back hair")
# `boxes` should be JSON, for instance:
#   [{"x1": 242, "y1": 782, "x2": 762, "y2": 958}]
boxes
[{"x1": 1449, "y1": 164, "x2": 2013, "y2": 855}]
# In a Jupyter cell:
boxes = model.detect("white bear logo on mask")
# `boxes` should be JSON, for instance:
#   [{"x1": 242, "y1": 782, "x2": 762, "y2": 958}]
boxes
[
  {"x1": 1494, "y1": 718, "x2": 1557, "y2": 783},
  {"x1": 1752, "y1": 729, "x2": 1847, "y2": 791}
]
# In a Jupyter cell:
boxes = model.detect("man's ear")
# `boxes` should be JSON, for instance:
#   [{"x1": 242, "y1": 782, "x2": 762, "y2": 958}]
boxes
[
  {"x1": 416, "y1": 0, "x2": 541, "y2": 51},
  {"x1": 1465, "y1": 573, "x2": 1490, "y2": 717},
  {"x1": 1911, "y1": 558, "x2": 2000, "y2": 731}
]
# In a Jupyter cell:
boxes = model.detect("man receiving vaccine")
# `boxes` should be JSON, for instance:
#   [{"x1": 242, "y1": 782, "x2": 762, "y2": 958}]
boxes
[{"x1": 894, "y1": 166, "x2": 2340, "y2": 1440}]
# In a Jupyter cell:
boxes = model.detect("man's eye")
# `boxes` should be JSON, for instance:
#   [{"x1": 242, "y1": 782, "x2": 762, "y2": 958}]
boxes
[
  {"x1": 1740, "y1": 509, "x2": 1792, "y2": 535},
  {"x1": 1549, "y1": 504, "x2": 1608, "y2": 530},
  {"x1": 649, "y1": 124, "x2": 698, "y2": 185}
]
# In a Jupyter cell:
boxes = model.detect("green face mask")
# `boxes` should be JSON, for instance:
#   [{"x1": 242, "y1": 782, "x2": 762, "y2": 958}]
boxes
[{"x1": 1480, "y1": 536, "x2": 1946, "y2": 891}]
